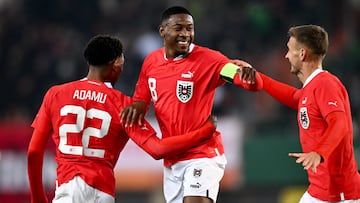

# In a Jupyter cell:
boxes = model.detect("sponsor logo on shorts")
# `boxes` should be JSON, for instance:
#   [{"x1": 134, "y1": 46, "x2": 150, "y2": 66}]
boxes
[
  {"x1": 193, "y1": 168, "x2": 202, "y2": 177},
  {"x1": 190, "y1": 182, "x2": 201, "y2": 188}
]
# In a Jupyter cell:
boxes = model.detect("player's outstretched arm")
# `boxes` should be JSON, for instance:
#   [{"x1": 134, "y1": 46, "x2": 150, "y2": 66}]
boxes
[
  {"x1": 120, "y1": 100, "x2": 146, "y2": 127},
  {"x1": 27, "y1": 129, "x2": 50, "y2": 203},
  {"x1": 132, "y1": 116, "x2": 217, "y2": 160},
  {"x1": 259, "y1": 72, "x2": 299, "y2": 109}
]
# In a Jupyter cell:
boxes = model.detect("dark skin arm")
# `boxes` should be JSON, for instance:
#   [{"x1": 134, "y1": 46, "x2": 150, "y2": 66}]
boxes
[
  {"x1": 229, "y1": 59, "x2": 257, "y2": 84},
  {"x1": 120, "y1": 100, "x2": 146, "y2": 127}
]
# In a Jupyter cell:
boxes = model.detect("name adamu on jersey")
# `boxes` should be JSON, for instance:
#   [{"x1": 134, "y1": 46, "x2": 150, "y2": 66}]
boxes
[{"x1": 73, "y1": 89, "x2": 107, "y2": 104}]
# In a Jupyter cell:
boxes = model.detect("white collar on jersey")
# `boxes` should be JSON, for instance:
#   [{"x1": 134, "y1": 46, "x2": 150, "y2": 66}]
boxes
[
  {"x1": 163, "y1": 43, "x2": 195, "y2": 61},
  {"x1": 303, "y1": 68, "x2": 324, "y2": 88},
  {"x1": 81, "y1": 77, "x2": 113, "y2": 88}
]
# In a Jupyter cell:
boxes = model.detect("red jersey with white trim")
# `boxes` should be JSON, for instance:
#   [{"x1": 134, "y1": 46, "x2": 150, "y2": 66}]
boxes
[
  {"x1": 134, "y1": 44, "x2": 232, "y2": 166},
  {"x1": 298, "y1": 70, "x2": 360, "y2": 201},
  {"x1": 31, "y1": 79, "x2": 157, "y2": 196}
]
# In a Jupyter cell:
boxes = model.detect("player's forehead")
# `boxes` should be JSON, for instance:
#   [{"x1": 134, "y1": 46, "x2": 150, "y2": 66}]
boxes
[
  {"x1": 165, "y1": 14, "x2": 193, "y2": 26},
  {"x1": 287, "y1": 37, "x2": 297, "y2": 49}
]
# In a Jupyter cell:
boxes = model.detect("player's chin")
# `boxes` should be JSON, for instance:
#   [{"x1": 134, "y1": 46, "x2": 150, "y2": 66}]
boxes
[{"x1": 176, "y1": 46, "x2": 189, "y2": 55}]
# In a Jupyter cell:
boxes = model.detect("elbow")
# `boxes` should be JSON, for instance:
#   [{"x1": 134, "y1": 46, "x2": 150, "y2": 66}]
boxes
[
  {"x1": 146, "y1": 149, "x2": 162, "y2": 160},
  {"x1": 153, "y1": 156, "x2": 161, "y2": 160},
  {"x1": 141, "y1": 137, "x2": 163, "y2": 160},
  {"x1": 149, "y1": 153, "x2": 162, "y2": 160}
]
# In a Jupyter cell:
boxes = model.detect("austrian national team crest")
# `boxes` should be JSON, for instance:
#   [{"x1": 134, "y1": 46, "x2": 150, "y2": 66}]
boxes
[
  {"x1": 176, "y1": 80, "x2": 193, "y2": 103},
  {"x1": 299, "y1": 107, "x2": 310, "y2": 129}
]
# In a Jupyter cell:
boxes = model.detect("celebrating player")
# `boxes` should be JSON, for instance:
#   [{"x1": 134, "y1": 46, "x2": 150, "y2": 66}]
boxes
[
  {"x1": 120, "y1": 6, "x2": 263, "y2": 203},
  {"x1": 259, "y1": 25, "x2": 360, "y2": 202},
  {"x1": 27, "y1": 34, "x2": 218, "y2": 203}
]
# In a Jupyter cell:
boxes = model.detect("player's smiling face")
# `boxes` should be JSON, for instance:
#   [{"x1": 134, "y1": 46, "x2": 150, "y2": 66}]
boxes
[{"x1": 160, "y1": 13, "x2": 194, "y2": 58}]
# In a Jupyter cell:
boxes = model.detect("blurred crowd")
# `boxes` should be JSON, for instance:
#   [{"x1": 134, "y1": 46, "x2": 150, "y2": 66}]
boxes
[{"x1": 1, "y1": 0, "x2": 359, "y2": 137}]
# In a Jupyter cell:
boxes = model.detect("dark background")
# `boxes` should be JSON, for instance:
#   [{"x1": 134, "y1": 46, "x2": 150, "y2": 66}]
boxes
[{"x1": 1, "y1": 0, "x2": 359, "y2": 202}]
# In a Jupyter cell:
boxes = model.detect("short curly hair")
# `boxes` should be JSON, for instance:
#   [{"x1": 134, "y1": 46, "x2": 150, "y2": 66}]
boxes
[
  {"x1": 161, "y1": 6, "x2": 192, "y2": 24},
  {"x1": 83, "y1": 34, "x2": 123, "y2": 66}
]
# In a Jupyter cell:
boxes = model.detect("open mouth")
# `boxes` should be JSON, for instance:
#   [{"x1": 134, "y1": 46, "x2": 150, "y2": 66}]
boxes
[
  {"x1": 177, "y1": 40, "x2": 189, "y2": 46},
  {"x1": 177, "y1": 40, "x2": 190, "y2": 51}
]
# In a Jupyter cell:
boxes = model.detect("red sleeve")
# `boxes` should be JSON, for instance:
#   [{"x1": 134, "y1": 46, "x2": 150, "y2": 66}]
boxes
[
  {"x1": 233, "y1": 71, "x2": 263, "y2": 91},
  {"x1": 133, "y1": 58, "x2": 151, "y2": 104},
  {"x1": 135, "y1": 121, "x2": 215, "y2": 160},
  {"x1": 31, "y1": 88, "x2": 53, "y2": 132},
  {"x1": 259, "y1": 72, "x2": 299, "y2": 109},
  {"x1": 314, "y1": 111, "x2": 348, "y2": 160},
  {"x1": 27, "y1": 129, "x2": 51, "y2": 203}
]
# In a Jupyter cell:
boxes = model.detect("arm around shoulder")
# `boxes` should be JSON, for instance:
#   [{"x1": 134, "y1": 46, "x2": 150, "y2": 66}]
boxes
[{"x1": 140, "y1": 118, "x2": 216, "y2": 160}]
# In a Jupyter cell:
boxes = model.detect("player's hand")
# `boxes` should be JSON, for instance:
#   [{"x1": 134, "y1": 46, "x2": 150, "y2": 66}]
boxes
[
  {"x1": 289, "y1": 152, "x2": 322, "y2": 173},
  {"x1": 230, "y1": 59, "x2": 252, "y2": 68},
  {"x1": 207, "y1": 115, "x2": 218, "y2": 129},
  {"x1": 230, "y1": 59, "x2": 256, "y2": 84},
  {"x1": 120, "y1": 101, "x2": 146, "y2": 127},
  {"x1": 237, "y1": 66, "x2": 256, "y2": 84}
]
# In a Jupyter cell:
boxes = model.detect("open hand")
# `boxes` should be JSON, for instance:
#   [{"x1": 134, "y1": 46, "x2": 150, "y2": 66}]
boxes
[
  {"x1": 120, "y1": 101, "x2": 146, "y2": 127},
  {"x1": 289, "y1": 152, "x2": 322, "y2": 173}
]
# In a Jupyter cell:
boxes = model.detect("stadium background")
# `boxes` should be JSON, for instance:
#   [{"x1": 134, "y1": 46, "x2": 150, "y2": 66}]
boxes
[{"x1": 0, "y1": 0, "x2": 359, "y2": 202}]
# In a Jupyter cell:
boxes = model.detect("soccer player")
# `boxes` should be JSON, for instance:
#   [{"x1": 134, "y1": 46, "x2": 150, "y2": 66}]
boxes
[
  {"x1": 120, "y1": 6, "x2": 263, "y2": 203},
  {"x1": 27, "y1": 35, "x2": 218, "y2": 203},
  {"x1": 259, "y1": 25, "x2": 360, "y2": 202}
]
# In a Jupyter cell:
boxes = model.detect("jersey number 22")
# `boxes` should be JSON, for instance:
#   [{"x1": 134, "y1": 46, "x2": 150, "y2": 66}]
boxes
[{"x1": 58, "y1": 105, "x2": 111, "y2": 158}]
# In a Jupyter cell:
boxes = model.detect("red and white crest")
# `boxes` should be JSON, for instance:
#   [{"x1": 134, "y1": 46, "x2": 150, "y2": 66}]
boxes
[
  {"x1": 176, "y1": 80, "x2": 193, "y2": 103},
  {"x1": 299, "y1": 107, "x2": 310, "y2": 129}
]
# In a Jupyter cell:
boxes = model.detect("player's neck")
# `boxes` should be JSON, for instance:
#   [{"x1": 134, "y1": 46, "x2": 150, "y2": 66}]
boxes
[
  {"x1": 300, "y1": 61, "x2": 322, "y2": 84},
  {"x1": 87, "y1": 67, "x2": 107, "y2": 83}
]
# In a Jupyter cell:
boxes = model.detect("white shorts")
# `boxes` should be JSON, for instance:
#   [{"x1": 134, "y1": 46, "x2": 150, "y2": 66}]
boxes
[
  {"x1": 52, "y1": 176, "x2": 114, "y2": 203},
  {"x1": 299, "y1": 191, "x2": 360, "y2": 203},
  {"x1": 163, "y1": 154, "x2": 227, "y2": 203}
]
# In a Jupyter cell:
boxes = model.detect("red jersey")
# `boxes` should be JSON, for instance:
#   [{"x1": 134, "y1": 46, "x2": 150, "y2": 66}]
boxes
[
  {"x1": 31, "y1": 78, "x2": 157, "y2": 196},
  {"x1": 134, "y1": 44, "x2": 231, "y2": 166},
  {"x1": 298, "y1": 70, "x2": 360, "y2": 201}
]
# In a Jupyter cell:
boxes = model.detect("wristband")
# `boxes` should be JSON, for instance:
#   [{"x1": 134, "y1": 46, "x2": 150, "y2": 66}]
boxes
[{"x1": 220, "y1": 63, "x2": 239, "y2": 83}]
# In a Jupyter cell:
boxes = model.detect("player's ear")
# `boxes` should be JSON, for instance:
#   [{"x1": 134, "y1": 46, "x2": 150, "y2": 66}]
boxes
[
  {"x1": 300, "y1": 48, "x2": 306, "y2": 61},
  {"x1": 159, "y1": 25, "x2": 165, "y2": 37}
]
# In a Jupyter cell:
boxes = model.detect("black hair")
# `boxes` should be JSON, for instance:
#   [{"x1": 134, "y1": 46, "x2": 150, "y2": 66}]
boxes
[
  {"x1": 161, "y1": 6, "x2": 192, "y2": 24},
  {"x1": 83, "y1": 34, "x2": 123, "y2": 66}
]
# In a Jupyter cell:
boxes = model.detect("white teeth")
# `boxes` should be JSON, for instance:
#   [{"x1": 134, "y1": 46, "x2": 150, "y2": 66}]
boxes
[{"x1": 178, "y1": 41, "x2": 187, "y2": 45}]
